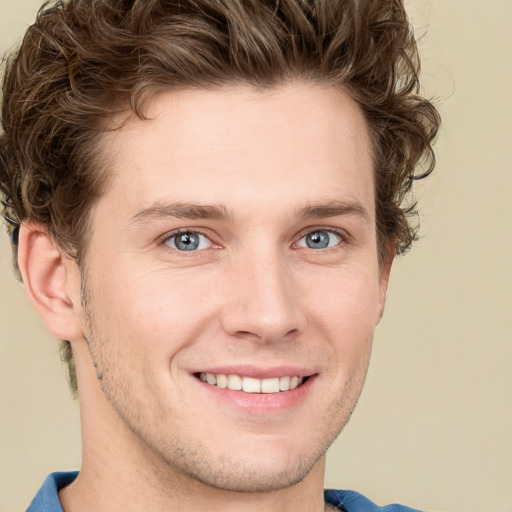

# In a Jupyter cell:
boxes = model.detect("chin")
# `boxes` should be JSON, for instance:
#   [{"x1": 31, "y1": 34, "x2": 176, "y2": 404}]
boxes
[
  {"x1": 153, "y1": 425, "x2": 338, "y2": 494},
  {"x1": 175, "y1": 451, "x2": 322, "y2": 493}
]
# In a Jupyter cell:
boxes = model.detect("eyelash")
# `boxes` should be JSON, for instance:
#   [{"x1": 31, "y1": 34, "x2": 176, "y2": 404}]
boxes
[
  {"x1": 161, "y1": 228, "x2": 215, "y2": 251},
  {"x1": 160, "y1": 227, "x2": 350, "y2": 252},
  {"x1": 294, "y1": 227, "x2": 349, "y2": 250}
]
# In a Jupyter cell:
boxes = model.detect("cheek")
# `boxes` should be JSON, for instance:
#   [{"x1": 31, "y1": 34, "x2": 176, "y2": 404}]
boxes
[
  {"x1": 305, "y1": 263, "x2": 380, "y2": 323},
  {"x1": 303, "y1": 265, "x2": 380, "y2": 357},
  {"x1": 87, "y1": 265, "x2": 217, "y2": 358}
]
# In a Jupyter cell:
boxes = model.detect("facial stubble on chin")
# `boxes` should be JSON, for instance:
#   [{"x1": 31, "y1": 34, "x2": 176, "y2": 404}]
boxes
[{"x1": 79, "y1": 271, "x2": 371, "y2": 494}]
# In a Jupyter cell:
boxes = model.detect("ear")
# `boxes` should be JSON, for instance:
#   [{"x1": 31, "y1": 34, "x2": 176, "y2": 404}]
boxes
[
  {"x1": 17, "y1": 223, "x2": 84, "y2": 341},
  {"x1": 376, "y1": 243, "x2": 395, "y2": 325}
]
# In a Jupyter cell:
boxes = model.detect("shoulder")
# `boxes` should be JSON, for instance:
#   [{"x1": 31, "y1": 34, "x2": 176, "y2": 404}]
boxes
[
  {"x1": 26, "y1": 472, "x2": 78, "y2": 512},
  {"x1": 324, "y1": 489, "x2": 426, "y2": 512}
]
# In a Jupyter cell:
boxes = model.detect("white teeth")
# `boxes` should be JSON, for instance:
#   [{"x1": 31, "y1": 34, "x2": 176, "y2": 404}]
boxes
[
  {"x1": 261, "y1": 377, "x2": 280, "y2": 393},
  {"x1": 279, "y1": 376, "x2": 290, "y2": 391},
  {"x1": 227, "y1": 374, "x2": 242, "y2": 391},
  {"x1": 199, "y1": 373, "x2": 306, "y2": 393},
  {"x1": 216, "y1": 374, "x2": 228, "y2": 389},
  {"x1": 289, "y1": 376, "x2": 299, "y2": 389},
  {"x1": 242, "y1": 376, "x2": 261, "y2": 393}
]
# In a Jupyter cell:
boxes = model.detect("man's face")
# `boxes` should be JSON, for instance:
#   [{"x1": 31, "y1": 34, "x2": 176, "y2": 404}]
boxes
[{"x1": 77, "y1": 84, "x2": 390, "y2": 492}]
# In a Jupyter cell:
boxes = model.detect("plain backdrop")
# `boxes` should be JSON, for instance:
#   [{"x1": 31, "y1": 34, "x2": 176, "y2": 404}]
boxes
[{"x1": 0, "y1": 1, "x2": 511, "y2": 511}]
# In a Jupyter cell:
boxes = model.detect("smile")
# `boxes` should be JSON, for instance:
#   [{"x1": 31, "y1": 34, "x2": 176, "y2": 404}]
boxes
[{"x1": 197, "y1": 373, "x2": 307, "y2": 393}]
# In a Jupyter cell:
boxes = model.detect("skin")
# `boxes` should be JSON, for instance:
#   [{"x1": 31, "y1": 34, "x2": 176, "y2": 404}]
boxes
[{"x1": 19, "y1": 84, "x2": 393, "y2": 512}]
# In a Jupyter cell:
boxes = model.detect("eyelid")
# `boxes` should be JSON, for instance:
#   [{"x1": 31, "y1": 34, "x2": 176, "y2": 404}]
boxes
[
  {"x1": 293, "y1": 226, "x2": 351, "y2": 249},
  {"x1": 157, "y1": 225, "x2": 351, "y2": 251},
  {"x1": 160, "y1": 228, "x2": 217, "y2": 250}
]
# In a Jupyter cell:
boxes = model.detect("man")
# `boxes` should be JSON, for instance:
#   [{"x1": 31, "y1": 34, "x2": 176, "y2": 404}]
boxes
[{"x1": 0, "y1": 0, "x2": 440, "y2": 511}]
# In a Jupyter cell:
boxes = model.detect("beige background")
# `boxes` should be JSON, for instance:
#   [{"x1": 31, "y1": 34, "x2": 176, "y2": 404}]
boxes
[{"x1": 0, "y1": 1, "x2": 511, "y2": 511}]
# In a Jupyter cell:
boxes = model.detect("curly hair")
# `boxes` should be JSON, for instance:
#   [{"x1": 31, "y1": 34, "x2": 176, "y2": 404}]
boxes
[{"x1": 0, "y1": 0, "x2": 440, "y2": 395}]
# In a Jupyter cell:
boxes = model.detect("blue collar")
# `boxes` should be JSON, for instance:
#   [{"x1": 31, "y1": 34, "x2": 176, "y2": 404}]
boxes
[{"x1": 27, "y1": 471, "x2": 78, "y2": 512}]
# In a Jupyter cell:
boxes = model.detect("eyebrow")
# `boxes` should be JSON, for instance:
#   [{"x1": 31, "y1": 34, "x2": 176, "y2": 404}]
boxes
[
  {"x1": 296, "y1": 200, "x2": 371, "y2": 224},
  {"x1": 128, "y1": 199, "x2": 370, "y2": 225},
  {"x1": 129, "y1": 202, "x2": 233, "y2": 224}
]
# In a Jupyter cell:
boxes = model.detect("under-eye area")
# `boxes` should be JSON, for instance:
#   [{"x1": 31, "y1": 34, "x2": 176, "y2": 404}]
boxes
[{"x1": 195, "y1": 373, "x2": 313, "y2": 393}]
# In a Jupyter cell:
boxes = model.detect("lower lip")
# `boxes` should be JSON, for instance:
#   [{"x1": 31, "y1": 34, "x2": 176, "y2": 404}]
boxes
[{"x1": 194, "y1": 375, "x2": 317, "y2": 414}]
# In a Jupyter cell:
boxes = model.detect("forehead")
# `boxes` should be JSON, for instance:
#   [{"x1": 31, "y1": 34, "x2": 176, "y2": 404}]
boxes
[{"x1": 98, "y1": 84, "x2": 374, "y2": 222}]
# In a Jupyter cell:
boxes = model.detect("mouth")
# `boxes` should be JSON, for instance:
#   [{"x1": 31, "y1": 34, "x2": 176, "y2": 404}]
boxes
[{"x1": 194, "y1": 372, "x2": 311, "y2": 394}]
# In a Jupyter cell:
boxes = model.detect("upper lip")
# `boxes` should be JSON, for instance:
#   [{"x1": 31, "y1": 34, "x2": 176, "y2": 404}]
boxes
[{"x1": 190, "y1": 365, "x2": 317, "y2": 379}]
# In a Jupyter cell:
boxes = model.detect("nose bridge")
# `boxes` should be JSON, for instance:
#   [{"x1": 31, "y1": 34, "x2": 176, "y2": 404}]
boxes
[{"x1": 221, "y1": 243, "x2": 303, "y2": 342}]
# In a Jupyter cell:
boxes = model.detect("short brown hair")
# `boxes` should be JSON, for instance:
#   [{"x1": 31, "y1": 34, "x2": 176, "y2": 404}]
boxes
[{"x1": 0, "y1": 0, "x2": 440, "y2": 394}]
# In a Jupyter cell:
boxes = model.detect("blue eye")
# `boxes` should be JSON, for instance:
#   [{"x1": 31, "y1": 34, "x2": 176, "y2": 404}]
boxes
[
  {"x1": 164, "y1": 231, "x2": 211, "y2": 251},
  {"x1": 298, "y1": 230, "x2": 342, "y2": 250}
]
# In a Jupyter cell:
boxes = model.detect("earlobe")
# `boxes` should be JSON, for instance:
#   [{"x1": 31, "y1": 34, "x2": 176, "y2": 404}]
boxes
[{"x1": 17, "y1": 223, "x2": 84, "y2": 341}]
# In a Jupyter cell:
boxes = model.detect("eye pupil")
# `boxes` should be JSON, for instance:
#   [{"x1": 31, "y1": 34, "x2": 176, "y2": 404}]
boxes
[
  {"x1": 306, "y1": 231, "x2": 330, "y2": 249},
  {"x1": 175, "y1": 232, "x2": 199, "y2": 251}
]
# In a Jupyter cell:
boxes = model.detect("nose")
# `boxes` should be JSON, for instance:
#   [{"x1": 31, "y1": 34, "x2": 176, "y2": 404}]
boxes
[{"x1": 220, "y1": 249, "x2": 305, "y2": 343}]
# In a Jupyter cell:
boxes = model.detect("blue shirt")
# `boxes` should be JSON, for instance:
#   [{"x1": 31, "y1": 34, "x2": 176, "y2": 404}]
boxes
[{"x1": 27, "y1": 472, "x2": 423, "y2": 511}]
